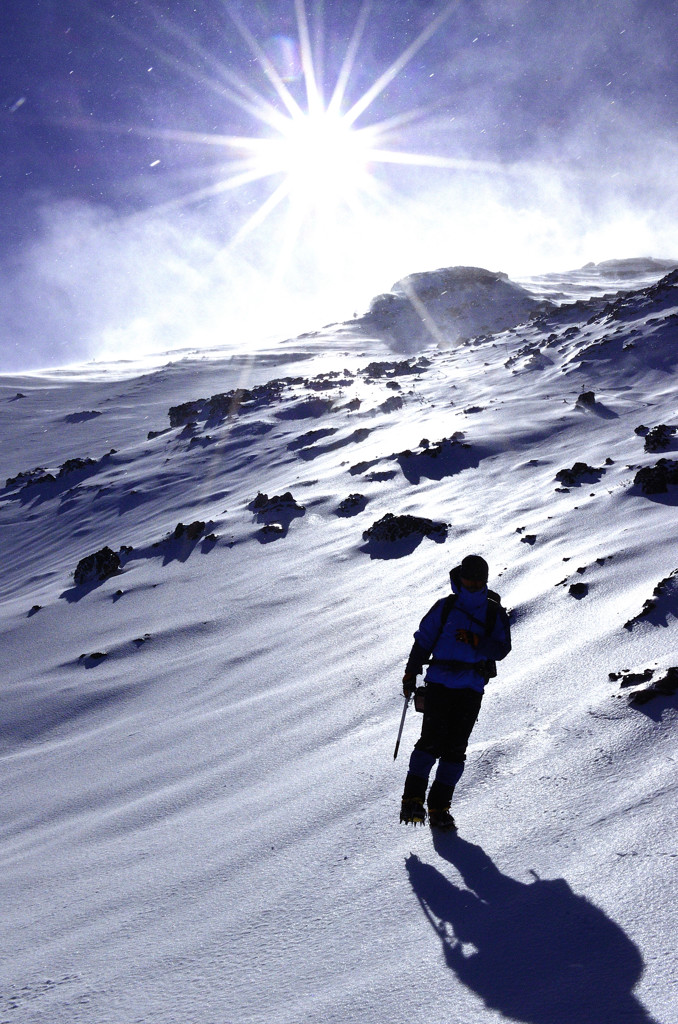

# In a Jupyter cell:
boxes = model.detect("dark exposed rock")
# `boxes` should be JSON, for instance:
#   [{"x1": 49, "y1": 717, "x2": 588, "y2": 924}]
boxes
[
  {"x1": 168, "y1": 378, "x2": 302, "y2": 427},
  {"x1": 335, "y1": 493, "x2": 368, "y2": 517},
  {"x1": 6, "y1": 454, "x2": 106, "y2": 495},
  {"x1": 79, "y1": 651, "x2": 108, "y2": 663},
  {"x1": 365, "y1": 470, "x2": 398, "y2": 482},
  {"x1": 397, "y1": 434, "x2": 466, "y2": 460},
  {"x1": 633, "y1": 459, "x2": 678, "y2": 494},
  {"x1": 275, "y1": 396, "x2": 335, "y2": 420},
  {"x1": 306, "y1": 374, "x2": 353, "y2": 390},
  {"x1": 258, "y1": 523, "x2": 286, "y2": 540},
  {"x1": 380, "y1": 395, "x2": 404, "y2": 413},
  {"x1": 206, "y1": 383, "x2": 286, "y2": 420},
  {"x1": 504, "y1": 341, "x2": 542, "y2": 369},
  {"x1": 360, "y1": 357, "x2": 430, "y2": 379},
  {"x1": 249, "y1": 491, "x2": 305, "y2": 540},
  {"x1": 122, "y1": 523, "x2": 217, "y2": 563},
  {"x1": 249, "y1": 491, "x2": 304, "y2": 514},
  {"x1": 557, "y1": 462, "x2": 606, "y2": 485},
  {"x1": 173, "y1": 521, "x2": 206, "y2": 541},
  {"x1": 643, "y1": 424, "x2": 677, "y2": 453},
  {"x1": 395, "y1": 434, "x2": 477, "y2": 484},
  {"x1": 555, "y1": 462, "x2": 605, "y2": 487},
  {"x1": 350, "y1": 459, "x2": 378, "y2": 475},
  {"x1": 64, "y1": 410, "x2": 102, "y2": 423},
  {"x1": 169, "y1": 400, "x2": 203, "y2": 427},
  {"x1": 350, "y1": 433, "x2": 475, "y2": 484},
  {"x1": 6, "y1": 467, "x2": 52, "y2": 489},
  {"x1": 609, "y1": 668, "x2": 655, "y2": 687},
  {"x1": 629, "y1": 667, "x2": 678, "y2": 705},
  {"x1": 576, "y1": 391, "x2": 596, "y2": 407},
  {"x1": 74, "y1": 546, "x2": 121, "y2": 586},
  {"x1": 568, "y1": 582, "x2": 589, "y2": 598},
  {"x1": 624, "y1": 569, "x2": 678, "y2": 628},
  {"x1": 612, "y1": 665, "x2": 678, "y2": 705},
  {"x1": 556, "y1": 555, "x2": 613, "y2": 588},
  {"x1": 58, "y1": 457, "x2": 98, "y2": 477},
  {"x1": 362, "y1": 512, "x2": 448, "y2": 543}
]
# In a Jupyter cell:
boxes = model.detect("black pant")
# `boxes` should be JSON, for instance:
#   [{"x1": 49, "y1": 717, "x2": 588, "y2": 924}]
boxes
[{"x1": 415, "y1": 683, "x2": 483, "y2": 763}]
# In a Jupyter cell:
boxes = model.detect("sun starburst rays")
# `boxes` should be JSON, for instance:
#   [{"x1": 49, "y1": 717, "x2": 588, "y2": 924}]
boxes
[
  {"x1": 342, "y1": 1, "x2": 458, "y2": 128},
  {"x1": 198, "y1": 1, "x2": 472, "y2": 259},
  {"x1": 78, "y1": 0, "x2": 493, "y2": 281}
]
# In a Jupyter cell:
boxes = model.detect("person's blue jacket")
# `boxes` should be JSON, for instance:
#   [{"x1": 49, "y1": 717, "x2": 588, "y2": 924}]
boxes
[{"x1": 407, "y1": 570, "x2": 512, "y2": 693}]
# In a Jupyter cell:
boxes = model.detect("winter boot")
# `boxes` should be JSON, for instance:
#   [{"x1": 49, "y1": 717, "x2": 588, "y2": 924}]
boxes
[
  {"x1": 400, "y1": 772, "x2": 427, "y2": 826},
  {"x1": 427, "y1": 779, "x2": 456, "y2": 831}
]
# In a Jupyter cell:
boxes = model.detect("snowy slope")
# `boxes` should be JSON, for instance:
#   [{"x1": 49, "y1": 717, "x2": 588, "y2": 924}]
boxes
[{"x1": 1, "y1": 262, "x2": 677, "y2": 1024}]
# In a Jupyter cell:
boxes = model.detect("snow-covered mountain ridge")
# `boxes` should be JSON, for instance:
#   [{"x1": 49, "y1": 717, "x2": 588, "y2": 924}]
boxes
[{"x1": 1, "y1": 261, "x2": 676, "y2": 1024}]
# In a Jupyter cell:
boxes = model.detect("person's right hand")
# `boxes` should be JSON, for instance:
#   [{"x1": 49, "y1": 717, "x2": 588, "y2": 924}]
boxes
[{"x1": 402, "y1": 671, "x2": 416, "y2": 699}]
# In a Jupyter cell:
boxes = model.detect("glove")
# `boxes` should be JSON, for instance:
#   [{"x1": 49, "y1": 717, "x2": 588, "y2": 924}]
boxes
[
  {"x1": 402, "y1": 671, "x2": 417, "y2": 699},
  {"x1": 456, "y1": 628, "x2": 480, "y2": 648}
]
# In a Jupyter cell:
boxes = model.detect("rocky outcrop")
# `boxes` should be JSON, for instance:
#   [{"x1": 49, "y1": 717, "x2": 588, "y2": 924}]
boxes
[
  {"x1": 396, "y1": 435, "x2": 477, "y2": 484},
  {"x1": 555, "y1": 462, "x2": 605, "y2": 488},
  {"x1": 248, "y1": 492, "x2": 305, "y2": 541},
  {"x1": 74, "y1": 546, "x2": 121, "y2": 586},
  {"x1": 360, "y1": 357, "x2": 431, "y2": 379},
  {"x1": 360, "y1": 267, "x2": 550, "y2": 352},
  {"x1": 172, "y1": 521, "x2": 207, "y2": 542},
  {"x1": 362, "y1": 513, "x2": 447, "y2": 544},
  {"x1": 634, "y1": 459, "x2": 678, "y2": 494},
  {"x1": 335, "y1": 494, "x2": 368, "y2": 517},
  {"x1": 624, "y1": 569, "x2": 678, "y2": 629},
  {"x1": 611, "y1": 666, "x2": 678, "y2": 705},
  {"x1": 642, "y1": 425, "x2": 677, "y2": 453},
  {"x1": 5, "y1": 454, "x2": 112, "y2": 501},
  {"x1": 169, "y1": 379, "x2": 301, "y2": 428}
]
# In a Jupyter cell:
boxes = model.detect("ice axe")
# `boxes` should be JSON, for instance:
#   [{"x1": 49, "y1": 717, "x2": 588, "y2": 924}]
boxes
[{"x1": 393, "y1": 694, "x2": 411, "y2": 760}]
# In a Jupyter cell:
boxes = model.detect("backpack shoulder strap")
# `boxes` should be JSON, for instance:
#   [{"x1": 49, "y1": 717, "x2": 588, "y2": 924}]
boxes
[
  {"x1": 486, "y1": 590, "x2": 501, "y2": 633},
  {"x1": 427, "y1": 594, "x2": 456, "y2": 653},
  {"x1": 439, "y1": 593, "x2": 457, "y2": 630}
]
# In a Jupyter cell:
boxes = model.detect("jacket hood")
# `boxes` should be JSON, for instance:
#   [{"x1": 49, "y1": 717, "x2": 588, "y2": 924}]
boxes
[{"x1": 450, "y1": 566, "x2": 488, "y2": 610}]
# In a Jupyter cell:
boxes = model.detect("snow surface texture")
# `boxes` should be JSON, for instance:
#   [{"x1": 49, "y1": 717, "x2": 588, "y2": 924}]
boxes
[{"x1": 1, "y1": 258, "x2": 677, "y2": 1024}]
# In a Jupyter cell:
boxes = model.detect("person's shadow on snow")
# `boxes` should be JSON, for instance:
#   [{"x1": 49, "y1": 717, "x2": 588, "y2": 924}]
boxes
[{"x1": 406, "y1": 835, "x2": 661, "y2": 1024}]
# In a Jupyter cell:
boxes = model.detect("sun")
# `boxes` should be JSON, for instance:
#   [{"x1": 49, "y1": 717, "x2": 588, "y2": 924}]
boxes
[{"x1": 270, "y1": 109, "x2": 373, "y2": 212}]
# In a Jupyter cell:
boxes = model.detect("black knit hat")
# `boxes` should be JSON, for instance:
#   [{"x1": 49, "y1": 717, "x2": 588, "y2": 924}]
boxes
[{"x1": 460, "y1": 554, "x2": 489, "y2": 582}]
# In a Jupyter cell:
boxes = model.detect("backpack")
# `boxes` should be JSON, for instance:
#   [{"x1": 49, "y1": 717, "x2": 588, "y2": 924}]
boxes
[
  {"x1": 413, "y1": 588, "x2": 506, "y2": 711},
  {"x1": 433, "y1": 588, "x2": 502, "y2": 680}
]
